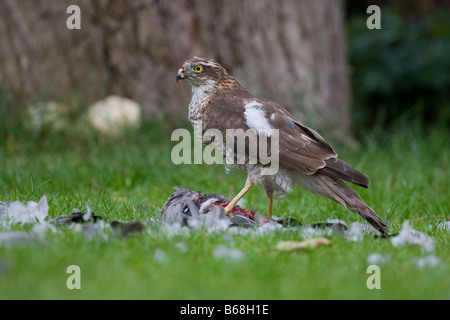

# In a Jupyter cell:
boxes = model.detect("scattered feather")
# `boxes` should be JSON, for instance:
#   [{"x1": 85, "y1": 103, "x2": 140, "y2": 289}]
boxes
[
  {"x1": 252, "y1": 220, "x2": 283, "y2": 235},
  {"x1": 153, "y1": 249, "x2": 167, "y2": 263},
  {"x1": 175, "y1": 241, "x2": 188, "y2": 253},
  {"x1": 72, "y1": 220, "x2": 109, "y2": 241},
  {"x1": 413, "y1": 255, "x2": 441, "y2": 269},
  {"x1": 32, "y1": 222, "x2": 57, "y2": 235},
  {"x1": 367, "y1": 253, "x2": 391, "y2": 265},
  {"x1": 213, "y1": 245, "x2": 244, "y2": 261},
  {"x1": 187, "y1": 205, "x2": 232, "y2": 232},
  {"x1": 0, "y1": 231, "x2": 44, "y2": 246},
  {"x1": 298, "y1": 222, "x2": 348, "y2": 239},
  {"x1": 345, "y1": 222, "x2": 365, "y2": 242},
  {"x1": 391, "y1": 221, "x2": 434, "y2": 251},
  {"x1": 0, "y1": 196, "x2": 48, "y2": 225}
]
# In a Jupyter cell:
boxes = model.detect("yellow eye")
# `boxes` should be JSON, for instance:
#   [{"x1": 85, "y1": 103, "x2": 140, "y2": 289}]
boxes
[{"x1": 192, "y1": 65, "x2": 204, "y2": 73}]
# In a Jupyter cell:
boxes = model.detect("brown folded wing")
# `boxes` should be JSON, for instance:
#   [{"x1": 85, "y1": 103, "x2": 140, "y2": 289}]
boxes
[{"x1": 202, "y1": 91, "x2": 369, "y2": 187}]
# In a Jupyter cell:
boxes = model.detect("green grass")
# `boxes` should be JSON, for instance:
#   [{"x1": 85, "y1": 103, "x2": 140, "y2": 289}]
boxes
[{"x1": 0, "y1": 102, "x2": 449, "y2": 299}]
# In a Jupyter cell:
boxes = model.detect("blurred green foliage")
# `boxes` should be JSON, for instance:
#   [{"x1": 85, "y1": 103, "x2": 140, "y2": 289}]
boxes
[{"x1": 348, "y1": 8, "x2": 450, "y2": 130}]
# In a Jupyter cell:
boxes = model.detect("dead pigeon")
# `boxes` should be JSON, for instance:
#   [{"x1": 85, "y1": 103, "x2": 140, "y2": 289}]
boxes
[
  {"x1": 160, "y1": 186, "x2": 348, "y2": 235},
  {"x1": 161, "y1": 186, "x2": 268, "y2": 228}
]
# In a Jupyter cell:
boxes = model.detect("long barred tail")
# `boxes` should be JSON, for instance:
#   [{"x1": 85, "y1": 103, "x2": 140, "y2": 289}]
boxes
[{"x1": 315, "y1": 175, "x2": 389, "y2": 235}]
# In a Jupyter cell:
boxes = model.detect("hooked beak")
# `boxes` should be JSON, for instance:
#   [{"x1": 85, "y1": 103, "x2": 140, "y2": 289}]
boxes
[{"x1": 176, "y1": 68, "x2": 186, "y2": 82}]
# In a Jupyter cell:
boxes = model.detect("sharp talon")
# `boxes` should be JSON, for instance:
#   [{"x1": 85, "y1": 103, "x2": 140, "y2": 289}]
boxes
[{"x1": 224, "y1": 183, "x2": 253, "y2": 217}]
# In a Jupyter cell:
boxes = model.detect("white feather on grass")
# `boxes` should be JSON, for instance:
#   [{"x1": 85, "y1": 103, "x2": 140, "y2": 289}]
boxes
[
  {"x1": 0, "y1": 195, "x2": 48, "y2": 225},
  {"x1": 391, "y1": 220, "x2": 435, "y2": 252}
]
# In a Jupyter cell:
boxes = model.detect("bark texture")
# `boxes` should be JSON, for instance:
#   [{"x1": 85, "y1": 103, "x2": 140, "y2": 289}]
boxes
[{"x1": 0, "y1": 0, "x2": 351, "y2": 140}]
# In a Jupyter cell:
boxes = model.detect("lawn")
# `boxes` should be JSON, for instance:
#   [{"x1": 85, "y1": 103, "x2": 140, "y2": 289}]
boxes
[{"x1": 0, "y1": 101, "x2": 448, "y2": 300}]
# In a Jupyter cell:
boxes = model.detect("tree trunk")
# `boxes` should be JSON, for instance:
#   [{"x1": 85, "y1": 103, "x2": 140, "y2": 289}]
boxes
[{"x1": 0, "y1": 0, "x2": 350, "y2": 141}]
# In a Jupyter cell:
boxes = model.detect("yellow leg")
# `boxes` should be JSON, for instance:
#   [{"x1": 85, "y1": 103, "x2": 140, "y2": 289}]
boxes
[
  {"x1": 224, "y1": 183, "x2": 253, "y2": 216},
  {"x1": 268, "y1": 195, "x2": 273, "y2": 217}
]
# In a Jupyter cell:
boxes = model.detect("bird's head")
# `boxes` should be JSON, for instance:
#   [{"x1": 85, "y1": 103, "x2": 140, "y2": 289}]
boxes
[{"x1": 176, "y1": 57, "x2": 241, "y2": 90}]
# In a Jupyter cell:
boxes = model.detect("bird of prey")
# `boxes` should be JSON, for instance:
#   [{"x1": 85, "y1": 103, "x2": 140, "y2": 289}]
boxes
[{"x1": 176, "y1": 57, "x2": 389, "y2": 235}]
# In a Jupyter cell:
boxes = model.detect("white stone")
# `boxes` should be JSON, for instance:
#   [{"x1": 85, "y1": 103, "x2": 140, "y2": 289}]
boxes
[{"x1": 88, "y1": 95, "x2": 142, "y2": 135}]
